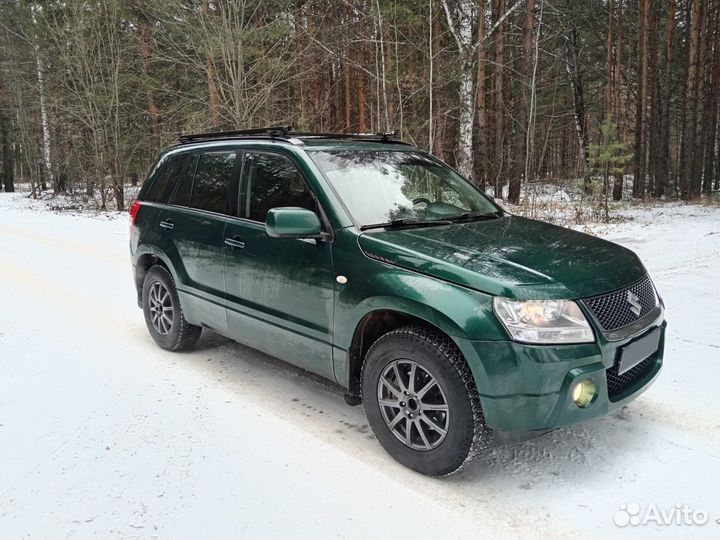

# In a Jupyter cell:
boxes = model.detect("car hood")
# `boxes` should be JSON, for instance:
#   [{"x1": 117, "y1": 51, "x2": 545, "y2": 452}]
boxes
[{"x1": 358, "y1": 216, "x2": 647, "y2": 300}]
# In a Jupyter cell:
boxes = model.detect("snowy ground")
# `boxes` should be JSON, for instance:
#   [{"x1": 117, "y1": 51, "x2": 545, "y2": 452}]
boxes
[{"x1": 1, "y1": 192, "x2": 719, "y2": 539}]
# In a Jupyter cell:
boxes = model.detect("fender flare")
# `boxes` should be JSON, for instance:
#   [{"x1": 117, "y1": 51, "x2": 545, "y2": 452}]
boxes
[
  {"x1": 336, "y1": 296, "x2": 494, "y2": 396},
  {"x1": 133, "y1": 244, "x2": 179, "y2": 301}
]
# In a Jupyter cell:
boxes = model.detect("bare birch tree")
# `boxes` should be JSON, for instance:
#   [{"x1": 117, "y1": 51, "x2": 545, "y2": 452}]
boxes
[{"x1": 441, "y1": 0, "x2": 477, "y2": 179}]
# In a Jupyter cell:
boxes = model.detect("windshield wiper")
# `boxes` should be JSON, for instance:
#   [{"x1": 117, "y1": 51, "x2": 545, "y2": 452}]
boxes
[
  {"x1": 447, "y1": 211, "x2": 503, "y2": 223},
  {"x1": 359, "y1": 218, "x2": 452, "y2": 231}
]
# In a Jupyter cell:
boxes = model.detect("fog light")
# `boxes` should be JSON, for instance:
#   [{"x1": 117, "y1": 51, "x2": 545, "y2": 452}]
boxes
[{"x1": 572, "y1": 379, "x2": 597, "y2": 408}]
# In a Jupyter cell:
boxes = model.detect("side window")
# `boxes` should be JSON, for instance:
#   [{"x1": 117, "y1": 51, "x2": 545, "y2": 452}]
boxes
[
  {"x1": 171, "y1": 154, "x2": 198, "y2": 207},
  {"x1": 143, "y1": 153, "x2": 187, "y2": 203},
  {"x1": 190, "y1": 151, "x2": 238, "y2": 214},
  {"x1": 243, "y1": 153, "x2": 316, "y2": 223}
]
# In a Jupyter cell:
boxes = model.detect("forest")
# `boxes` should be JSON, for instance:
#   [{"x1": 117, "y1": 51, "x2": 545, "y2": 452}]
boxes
[{"x1": 0, "y1": 0, "x2": 718, "y2": 217}]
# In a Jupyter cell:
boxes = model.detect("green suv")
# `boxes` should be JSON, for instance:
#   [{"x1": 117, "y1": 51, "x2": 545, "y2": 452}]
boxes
[{"x1": 130, "y1": 127, "x2": 665, "y2": 476}]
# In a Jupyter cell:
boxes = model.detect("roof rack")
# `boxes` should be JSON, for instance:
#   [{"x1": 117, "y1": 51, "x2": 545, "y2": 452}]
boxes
[
  {"x1": 178, "y1": 125, "x2": 293, "y2": 143},
  {"x1": 177, "y1": 126, "x2": 406, "y2": 145}
]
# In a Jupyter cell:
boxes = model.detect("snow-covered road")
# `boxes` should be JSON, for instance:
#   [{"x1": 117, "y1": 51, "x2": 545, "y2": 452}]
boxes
[{"x1": 1, "y1": 194, "x2": 719, "y2": 539}]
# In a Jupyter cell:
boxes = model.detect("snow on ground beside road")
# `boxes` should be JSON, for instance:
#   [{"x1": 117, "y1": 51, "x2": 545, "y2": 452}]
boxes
[{"x1": 0, "y1": 192, "x2": 719, "y2": 539}]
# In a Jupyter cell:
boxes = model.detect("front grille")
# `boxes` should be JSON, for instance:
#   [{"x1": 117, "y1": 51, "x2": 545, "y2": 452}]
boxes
[
  {"x1": 583, "y1": 276, "x2": 657, "y2": 332},
  {"x1": 606, "y1": 355, "x2": 655, "y2": 400}
]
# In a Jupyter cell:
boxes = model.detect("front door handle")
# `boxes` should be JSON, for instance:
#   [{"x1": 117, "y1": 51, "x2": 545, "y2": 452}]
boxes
[
  {"x1": 224, "y1": 236, "x2": 245, "y2": 248},
  {"x1": 159, "y1": 219, "x2": 174, "y2": 230}
]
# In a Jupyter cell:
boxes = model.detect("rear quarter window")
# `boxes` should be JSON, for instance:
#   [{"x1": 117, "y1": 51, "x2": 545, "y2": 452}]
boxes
[
  {"x1": 142, "y1": 153, "x2": 187, "y2": 203},
  {"x1": 171, "y1": 154, "x2": 198, "y2": 207}
]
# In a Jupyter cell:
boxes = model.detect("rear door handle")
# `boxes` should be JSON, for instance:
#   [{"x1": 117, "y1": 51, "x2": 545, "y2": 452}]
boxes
[
  {"x1": 224, "y1": 236, "x2": 245, "y2": 248},
  {"x1": 159, "y1": 219, "x2": 174, "y2": 230}
]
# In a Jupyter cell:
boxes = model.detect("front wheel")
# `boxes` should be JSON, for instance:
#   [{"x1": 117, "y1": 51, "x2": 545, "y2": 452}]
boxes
[
  {"x1": 361, "y1": 326, "x2": 488, "y2": 476},
  {"x1": 142, "y1": 265, "x2": 202, "y2": 351}
]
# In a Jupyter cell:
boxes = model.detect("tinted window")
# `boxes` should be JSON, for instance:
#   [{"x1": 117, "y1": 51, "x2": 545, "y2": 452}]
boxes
[
  {"x1": 190, "y1": 151, "x2": 237, "y2": 214},
  {"x1": 144, "y1": 153, "x2": 187, "y2": 203},
  {"x1": 243, "y1": 153, "x2": 315, "y2": 222},
  {"x1": 171, "y1": 154, "x2": 198, "y2": 207}
]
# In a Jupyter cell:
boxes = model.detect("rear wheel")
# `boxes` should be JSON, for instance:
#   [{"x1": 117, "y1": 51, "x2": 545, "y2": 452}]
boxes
[
  {"x1": 142, "y1": 265, "x2": 201, "y2": 351},
  {"x1": 361, "y1": 325, "x2": 488, "y2": 476}
]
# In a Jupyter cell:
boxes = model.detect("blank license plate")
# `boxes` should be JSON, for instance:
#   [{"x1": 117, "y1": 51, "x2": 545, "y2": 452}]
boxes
[{"x1": 617, "y1": 327, "x2": 661, "y2": 375}]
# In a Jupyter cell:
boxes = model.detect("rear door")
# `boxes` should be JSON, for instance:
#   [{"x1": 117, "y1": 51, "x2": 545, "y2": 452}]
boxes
[
  {"x1": 133, "y1": 152, "x2": 188, "y2": 255},
  {"x1": 159, "y1": 148, "x2": 241, "y2": 333},
  {"x1": 223, "y1": 150, "x2": 335, "y2": 380}
]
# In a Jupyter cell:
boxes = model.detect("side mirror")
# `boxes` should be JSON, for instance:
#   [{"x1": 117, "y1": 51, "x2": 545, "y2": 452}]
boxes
[{"x1": 266, "y1": 207, "x2": 323, "y2": 239}]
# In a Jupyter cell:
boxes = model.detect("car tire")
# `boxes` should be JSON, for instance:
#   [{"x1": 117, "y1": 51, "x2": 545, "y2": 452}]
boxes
[
  {"x1": 361, "y1": 325, "x2": 488, "y2": 476},
  {"x1": 142, "y1": 265, "x2": 202, "y2": 351}
]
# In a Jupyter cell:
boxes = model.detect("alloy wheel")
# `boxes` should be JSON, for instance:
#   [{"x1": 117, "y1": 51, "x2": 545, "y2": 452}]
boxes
[
  {"x1": 376, "y1": 359, "x2": 450, "y2": 451},
  {"x1": 148, "y1": 281, "x2": 174, "y2": 335}
]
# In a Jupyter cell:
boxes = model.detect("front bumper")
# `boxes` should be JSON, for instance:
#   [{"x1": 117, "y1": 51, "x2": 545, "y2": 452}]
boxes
[{"x1": 456, "y1": 321, "x2": 666, "y2": 432}]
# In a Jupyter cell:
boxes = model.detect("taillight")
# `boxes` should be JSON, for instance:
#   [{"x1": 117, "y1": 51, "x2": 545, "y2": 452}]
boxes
[{"x1": 129, "y1": 201, "x2": 142, "y2": 233}]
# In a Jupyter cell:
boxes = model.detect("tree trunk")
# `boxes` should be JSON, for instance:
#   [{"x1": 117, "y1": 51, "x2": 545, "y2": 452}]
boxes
[
  {"x1": 605, "y1": 0, "x2": 615, "y2": 119},
  {"x1": 701, "y1": 0, "x2": 719, "y2": 194},
  {"x1": 358, "y1": 7, "x2": 367, "y2": 133},
  {"x1": 715, "y1": 114, "x2": 720, "y2": 190},
  {"x1": 680, "y1": 0, "x2": 702, "y2": 199},
  {"x1": 493, "y1": 0, "x2": 505, "y2": 196},
  {"x1": 138, "y1": 17, "x2": 162, "y2": 149},
  {"x1": 633, "y1": 0, "x2": 650, "y2": 198},
  {"x1": 1, "y1": 123, "x2": 13, "y2": 193},
  {"x1": 647, "y1": 0, "x2": 660, "y2": 197},
  {"x1": 113, "y1": 179, "x2": 124, "y2": 212},
  {"x1": 344, "y1": 54, "x2": 352, "y2": 131},
  {"x1": 30, "y1": 6, "x2": 54, "y2": 190},
  {"x1": 508, "y1": 0, "x2": 536, "y2": 204},
  {"x1": 375, "y1": 0, "x2": 390, "y2": 132},
  {"x1": 203, "y1": 0, "x2": 221, "y2": 129},
  {"x1": 308, "y1": 11, "x2": 321, "y2": 130},
  {"x1": 612, "y1": 0, "x2": 625, "y2": 201},
  {"x1": 606, "y1": 0, "x2": 617, "y2": 198},
  {"x1": 692, "y1": 0, "x2": 709, "y2": 195},
  {"x1": 393, "y1": 9, "x2": 404, "y2": 138},
  {"x1": 441, "y1": 0, "x2": 477, "y2": 180},
  {"x1": 472, "y1": 0, "x2": 488, "y2": 189},
  {"x1": 431, "y1": 0, "x2": 444, "y2": 156},
  {"x1": 0, "y1": 66, "x2": 13, "y2": 193},
  {"x1": 564, "y1": 1, "x2": 590, "y2": 193},
  {"x1": 39, "y1": 162, "x2": 47, "y2": 192},
  {"x1": 344, "y1": 3, "x2": 352, "y2": 131},
  {"x1": 57, "y1": 169, "x2": 67, "y2": 194},
  {"x1": 656, "y1": 0, "x2": 676, "y2": 198}
]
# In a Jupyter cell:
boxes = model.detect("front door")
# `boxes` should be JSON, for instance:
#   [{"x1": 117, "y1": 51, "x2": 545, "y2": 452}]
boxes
[{"x1": 223, "y1": 151, "x2": 335, "y2": 380}]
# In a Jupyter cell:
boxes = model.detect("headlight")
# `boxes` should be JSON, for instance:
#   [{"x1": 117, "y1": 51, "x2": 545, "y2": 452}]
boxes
[{"x1": 492, "y1": 298, "x2": 594, "y2": 344}]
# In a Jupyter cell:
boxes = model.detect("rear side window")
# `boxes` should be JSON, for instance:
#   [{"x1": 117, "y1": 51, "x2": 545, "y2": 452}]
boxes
[
  {"x1": 143, "y1": 153, "x2": 187, "y2": 203},
  {"x1": 172, "y1": 155, "x2": 198, "y2": 207},
  {"x1": 189, "y1": 151, "x2": 238, "y2": 214},
  {"x1": 243, "y1": 153, "x2": 315, "y2": 222}
]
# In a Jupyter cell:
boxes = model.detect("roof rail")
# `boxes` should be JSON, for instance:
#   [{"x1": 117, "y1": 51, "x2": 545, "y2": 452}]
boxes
[
  {"x1": 290, "y1": 130, "x2": 398, "y2": 142},
  {"x1": 176, "y1": 127, "x2": 407, "y2": 145},
  {"x1": 178, "y1": 125, "x2": 292, "y2": 143}
]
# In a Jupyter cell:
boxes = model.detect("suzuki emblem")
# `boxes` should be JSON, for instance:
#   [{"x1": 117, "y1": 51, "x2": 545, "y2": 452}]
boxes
[{"x1": 627, "y1": 291, "x2": 642, "y2": 316}]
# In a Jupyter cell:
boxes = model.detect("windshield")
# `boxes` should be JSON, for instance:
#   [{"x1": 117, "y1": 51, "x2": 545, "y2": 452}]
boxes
[{"x1": 309, "y1": 150, "x2": 500, "y2": 228}]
